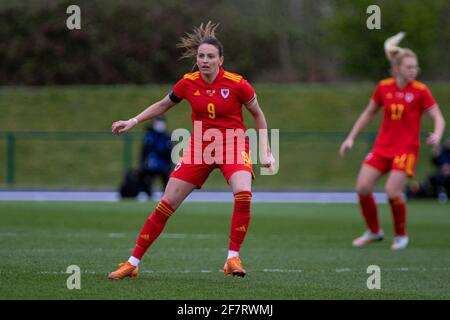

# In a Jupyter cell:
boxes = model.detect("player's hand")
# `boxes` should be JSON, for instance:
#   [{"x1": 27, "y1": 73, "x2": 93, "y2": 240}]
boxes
[
  {"x1": 260, "y1": 152, "x2": 276, "y2": 174},
  {"x1": 339, "y1": 138, "x2": 354, "y2": 157},
  {"x1": 112, "y1": 119, "x2": 137, "y2": 134},
  {"x1": 426, "y1": 132, "x2": 441, "y2": 146},
  {"x1": 260, "y1": 152, "x2": 274, "y2": 167}
]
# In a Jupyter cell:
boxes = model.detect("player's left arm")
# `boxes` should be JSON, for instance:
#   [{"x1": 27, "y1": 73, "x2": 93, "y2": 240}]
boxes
[
  {"x1": 426, "y1": 104, "x2": 446, "y2": 146},
  {"x1": 245, "y1": 98, "x2": 273, "y2": 168}
]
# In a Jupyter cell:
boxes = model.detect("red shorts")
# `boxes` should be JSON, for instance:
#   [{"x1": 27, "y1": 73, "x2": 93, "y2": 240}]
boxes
[
  {"x1": 363, "y1": 150, "x2": 418, "y2": 177},
  {"x1": 170, "y1": 150, "x2": 255, "y2": 188}
]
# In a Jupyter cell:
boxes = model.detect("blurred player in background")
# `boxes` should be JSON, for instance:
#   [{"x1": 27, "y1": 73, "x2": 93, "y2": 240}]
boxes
[
  {"x1": 430, "y1": 136, "x2": 450, "y2": 200},
  {"x1": 108, "y1": 22, "x2": 275, "y2": 279},
  {"x1": 339, "y1": 32, "x2": 445, "y2": 250},
  {"x1": 138, "y1": 116, "x2": 172, "y2": 197}
]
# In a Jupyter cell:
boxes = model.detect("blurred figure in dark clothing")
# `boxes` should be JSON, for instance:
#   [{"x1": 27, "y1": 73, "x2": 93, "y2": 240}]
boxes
[
  {"x1": 429, "y1": 136, "x2": 450, "y2": 200},
  {"x1": 407, "y1": 136, "x2": 450, "y2": 201},
  {"x1": 138, "y1": 116, "x2": 173, "y2": 197}
]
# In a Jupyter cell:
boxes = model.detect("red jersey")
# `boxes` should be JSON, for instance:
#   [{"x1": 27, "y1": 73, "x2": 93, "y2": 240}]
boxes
[
  {"x1": 169, "y1": 67, "x2": 256, "y2": 163},
  {"x1": 171, "y1": 67, "x2": 255, "y2": 132},
  {"x1": 371, "y1": 78, "x2": 437, "y2": 157}
]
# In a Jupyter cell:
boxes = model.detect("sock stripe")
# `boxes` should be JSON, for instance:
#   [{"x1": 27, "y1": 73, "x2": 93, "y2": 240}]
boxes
[
  {"x1": 160, "y1": 201, "x2": 174, "y2": 213},
  {"x1": 156, "y1": 208, "x2": 172, "y2": 218},
  {"x1": 234, "y1": 191, "x2": 252, "y2": 196},
  {"x1": 156, "y1": 204, "x2": 173, "y2": 217},
  {"x1": 156, "y1": 203, "x2": 171, "y2": 214},
  {"x1": 234, "y1": 191, "x2": 252, "y2": 202},
  {"x1": 235, "y1": 194, "x2": 252, "y2": 198}
]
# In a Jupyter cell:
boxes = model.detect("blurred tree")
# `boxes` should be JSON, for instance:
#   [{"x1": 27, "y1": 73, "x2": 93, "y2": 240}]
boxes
[
  {"x1": 0, "y1": 0, "x2": 448, "y2": 84},
  {"x1": 328, "y1": 0, "x2": 448, "y2": 80},
  {"x1": 427, "y1": 0, "x2": 450, "y2": 80}
]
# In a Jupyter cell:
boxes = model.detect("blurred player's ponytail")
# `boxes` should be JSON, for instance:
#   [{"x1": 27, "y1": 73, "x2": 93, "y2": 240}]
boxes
[
  {"x1": 384, "y1": 32, "x2": 417, "y2": 69},
  {"x1": 177, "y1": 21, "x2": 224, "y2": 68}
]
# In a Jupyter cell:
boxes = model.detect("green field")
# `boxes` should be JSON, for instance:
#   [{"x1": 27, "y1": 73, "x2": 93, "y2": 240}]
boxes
[
  {"x1": 1, "y1": 83, "x2": 449, "y2": 190},
  {"x1": 0, "y1": 200, "x2": 449, "y2": 299}
]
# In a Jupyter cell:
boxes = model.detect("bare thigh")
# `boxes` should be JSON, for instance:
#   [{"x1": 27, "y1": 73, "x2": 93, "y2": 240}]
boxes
[
  {"x1": 228, "y1": 170, "x2": 252, "y2": 194},
  {"x1": 385, "y1": 170, "x2": 408, "y2": 199},
  {"x1": 356, "y1": 164, "x2": 384, "y2": 195}
]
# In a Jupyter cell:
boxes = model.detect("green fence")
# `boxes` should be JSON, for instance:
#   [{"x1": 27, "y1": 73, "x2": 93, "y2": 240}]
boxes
[{"x1": 0, "y1": 131, "x2": 438, "y2": 190}]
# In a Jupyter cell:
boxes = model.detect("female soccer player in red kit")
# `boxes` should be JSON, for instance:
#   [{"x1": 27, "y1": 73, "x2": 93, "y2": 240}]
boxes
[
  {"x1": 108, "y1": 22, "x2": 275, "y2": 279},
  {"x1": 340, "y1": 32, "x2": 445, "y2": 250}
]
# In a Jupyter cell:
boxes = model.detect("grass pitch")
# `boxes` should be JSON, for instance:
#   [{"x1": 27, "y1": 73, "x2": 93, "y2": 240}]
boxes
[{"x1": 0, "y1": 200, "x2": 449, "y2": 299}]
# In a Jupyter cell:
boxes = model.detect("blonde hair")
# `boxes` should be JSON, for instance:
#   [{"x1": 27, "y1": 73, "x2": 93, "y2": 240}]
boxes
[
  {"x1": 384, "y1": 32, "x2": 417, "y2": 67},
  {"x1": 176, "y1": 21, "x2": 223, "y2": 65}
]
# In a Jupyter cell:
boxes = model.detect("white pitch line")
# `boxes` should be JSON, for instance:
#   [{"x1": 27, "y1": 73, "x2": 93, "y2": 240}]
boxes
[
  {"x1": 36, "y1": 267, "x2": 450, "y2": 275},
  {"x1": 262, "y1": 269, "x2": 303, "y2": 273},
  {"x1": 0, "y1": 232, "x2": 18, "y2": 237},
  {"x1": 335, "y1": 268, "x2": 352, "y2": 273},
  {"x1": 108, "y1": 233, "x2": 126, "y2": 238}
]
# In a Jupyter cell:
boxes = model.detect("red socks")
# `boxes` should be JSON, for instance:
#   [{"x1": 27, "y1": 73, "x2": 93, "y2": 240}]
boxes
[
  {"x1": 358, "y1": 194, "x2": 407, "y2": 236},
  {"x1": 358, "y1": 194, "x2": 380, "y2": 233},
  {"x1": 229, "y1": 191, "x2": 252, "y2": 252},
  {"x1": 131, "y1": 200, "x2": 175, "y2": 260},
  {"x1": 389, "y1": 197, "x2": 407, "y2": 236}
]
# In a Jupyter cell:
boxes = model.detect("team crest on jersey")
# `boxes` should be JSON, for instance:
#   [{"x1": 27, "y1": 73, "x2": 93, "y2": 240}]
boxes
[
  {"x1": 220, "y1": 88, "x2": 230, "y2": 99},
  {"x1": 405, "y1": 93, "x2": 414, "y2": 103}
]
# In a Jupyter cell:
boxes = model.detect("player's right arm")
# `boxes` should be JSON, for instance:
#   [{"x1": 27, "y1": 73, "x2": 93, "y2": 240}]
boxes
[
  {"x1": 339, "y1": 99, "x2": 380, "y2": 157},
  {"x1": 112, "y1": 95, "x2": 177, "y2": 134}
]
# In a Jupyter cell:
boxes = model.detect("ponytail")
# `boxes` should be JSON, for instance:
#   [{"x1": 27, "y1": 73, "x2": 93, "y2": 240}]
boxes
[
  {"x1": 176, "y1": 21, "x2": 223, "y2": 66},
  {"x1": 384, "y1": 32, "x2": 416, "y2": 67}
]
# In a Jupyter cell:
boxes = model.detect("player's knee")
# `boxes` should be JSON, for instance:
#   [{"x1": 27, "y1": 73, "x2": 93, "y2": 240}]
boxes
[
  {"x1": 160, "y1": 196, "x2": 178, "y2": 211},
  {"x1": 385, "y1": 185, "x2": 402, "y2": 199},
  {"x1": 161, "y1": 186, "x2": 189, "y2": 210},
  {"x1": 356, "y1": 183, "x2": 372, "y2": 196}
]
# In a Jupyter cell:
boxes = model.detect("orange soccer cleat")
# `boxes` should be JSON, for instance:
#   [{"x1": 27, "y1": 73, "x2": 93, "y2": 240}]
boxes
[
  {"x1": 223, "y1": 256, "x2": 246, "y2": 277},
  {"x1": 107, "y1": 262, "x2": 139, "y2": 280}
]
